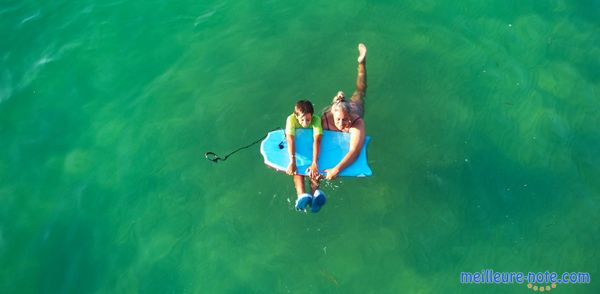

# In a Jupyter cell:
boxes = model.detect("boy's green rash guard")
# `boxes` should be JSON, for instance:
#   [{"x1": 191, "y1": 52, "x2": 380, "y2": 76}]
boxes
[{"x1": 285, "y1": 114, "x2": 323, "y2": 136}]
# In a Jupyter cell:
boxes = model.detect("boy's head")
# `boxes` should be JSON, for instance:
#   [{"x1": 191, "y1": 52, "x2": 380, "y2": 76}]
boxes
[{"x1": 294, "y1": 100, "x2": 314, "y2": 128}]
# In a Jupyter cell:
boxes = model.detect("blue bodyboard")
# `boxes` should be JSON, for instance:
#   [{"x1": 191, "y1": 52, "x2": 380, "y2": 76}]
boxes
[{"x1": 260, "y1": 129, "x2": 372, "y2": 177}]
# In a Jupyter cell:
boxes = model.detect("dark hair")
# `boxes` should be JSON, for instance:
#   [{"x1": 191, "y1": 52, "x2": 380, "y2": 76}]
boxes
[{"x1": 294, "y1": 100, "x2": 314, "y2": 115}]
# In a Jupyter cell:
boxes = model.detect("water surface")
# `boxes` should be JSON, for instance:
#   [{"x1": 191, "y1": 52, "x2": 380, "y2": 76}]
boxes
[{"x1": 1, "y1": 0, "x2": 598, "y2": 293}]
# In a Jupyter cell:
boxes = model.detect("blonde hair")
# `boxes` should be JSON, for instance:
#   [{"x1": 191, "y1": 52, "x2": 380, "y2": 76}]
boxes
[
  {"x1": 331, "y1": 101, "x2": 351, "y2": 115},
  {"x1": 323, "y1": 91, "x2": 351, "y2": 116}
]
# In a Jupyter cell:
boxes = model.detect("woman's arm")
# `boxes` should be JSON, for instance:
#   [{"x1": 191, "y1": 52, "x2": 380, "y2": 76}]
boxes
[{"x1": 324, "y1": 119, "x2": 365, "y2": 180}]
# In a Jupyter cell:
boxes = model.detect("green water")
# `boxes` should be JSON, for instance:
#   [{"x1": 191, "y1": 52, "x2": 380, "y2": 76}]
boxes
[{"x1": 1, "y1": 0, "x2": 599, "y2": 293}]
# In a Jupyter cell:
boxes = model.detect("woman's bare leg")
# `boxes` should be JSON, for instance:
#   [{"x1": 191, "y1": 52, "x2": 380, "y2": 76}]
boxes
[{"x1": 350, "y1": 43, "x2": 367, "y2": 114}]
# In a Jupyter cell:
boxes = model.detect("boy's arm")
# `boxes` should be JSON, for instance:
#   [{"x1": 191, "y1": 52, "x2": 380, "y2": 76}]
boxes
[
  {"x1": 307, "y1": 117, "x2": 323, "y2": 178},
  {"x1": 312, "y1": 134, "x2": 322, "y2": 164},
  {"x1": 307, "y1": 134, "x2": 322, "y2": 178},
  {"x1": 286, "y1": 134, "x2": 297, "y2": 174},
  {"x1": 285, "y1": 115, "x2": 297, "y2": 175}
]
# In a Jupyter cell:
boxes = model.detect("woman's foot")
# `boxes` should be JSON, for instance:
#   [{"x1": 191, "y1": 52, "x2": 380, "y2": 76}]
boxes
[{"x1": 357, "y1": 43, "x2": 367, "y2": 63}]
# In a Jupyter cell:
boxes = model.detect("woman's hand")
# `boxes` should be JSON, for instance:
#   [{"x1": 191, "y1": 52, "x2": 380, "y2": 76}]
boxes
[
  {"x1": 324, "y1": 166, "x2": 340, "y2": 180},
  {"x1": 306, "y1": 163, "x2": 319, "y2": 179},
  {"x1": 286, "y1": 161, "x2": 297, "y2": 175}
]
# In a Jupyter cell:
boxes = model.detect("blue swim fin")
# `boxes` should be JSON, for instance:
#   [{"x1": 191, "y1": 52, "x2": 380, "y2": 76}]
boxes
[
  {"x1": 311, "y1": 189, "x2": 326, "y2": 213},
  {"x1": 295, "y1": 193, "x2": 313, "y2": 211}
]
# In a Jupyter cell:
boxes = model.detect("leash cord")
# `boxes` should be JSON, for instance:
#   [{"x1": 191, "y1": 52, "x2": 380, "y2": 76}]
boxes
[{"x1": 204, "y1": 127, "x2": 283, "y2": 163}]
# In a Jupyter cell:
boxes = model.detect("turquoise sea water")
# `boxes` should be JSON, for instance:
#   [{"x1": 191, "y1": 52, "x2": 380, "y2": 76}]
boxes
[{"x1": 1, "y1": 0, "x2": 599, "y2": 293}]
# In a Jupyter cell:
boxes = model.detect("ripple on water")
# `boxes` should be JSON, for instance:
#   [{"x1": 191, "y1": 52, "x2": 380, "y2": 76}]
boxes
[
  {"x1": 16, "y1": 41, "x2": 81, "y2": 91},
  {"x1": 0, "y1": 227, "x2": 5, "y2": 254},
  {"x1": 0, "y1": 69, "x2": 12, "y2": 104},
  {"x1": 64, "y1": 149, "x2": 93, "y2": 175},
  {"x1": 194, "y1": 9, "x2": 216, "y2": 27},
  {"x1": 19, "y1": 9, "x2": 41, "y2": 26}
]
